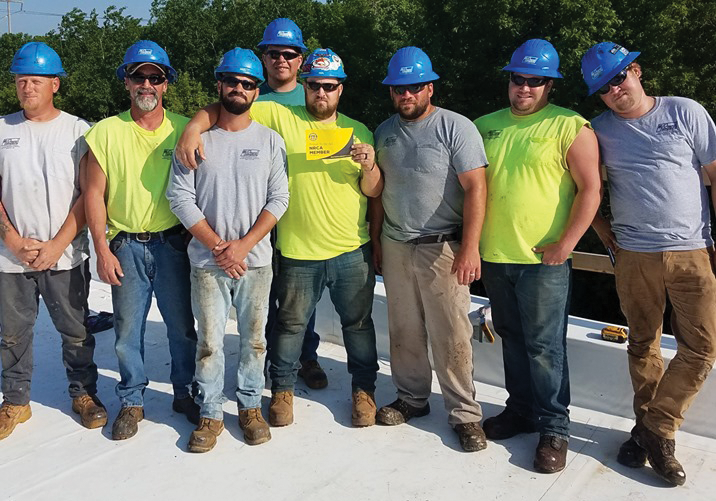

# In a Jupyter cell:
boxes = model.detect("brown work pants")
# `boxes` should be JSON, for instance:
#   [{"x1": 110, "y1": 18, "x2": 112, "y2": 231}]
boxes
[{"x1": 615, "y1": 247, "x2": 716, "y2": 439}]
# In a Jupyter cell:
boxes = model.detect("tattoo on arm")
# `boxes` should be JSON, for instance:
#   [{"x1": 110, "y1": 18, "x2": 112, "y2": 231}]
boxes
[{"x1": 0, "y1": 202, "x2": 12, "y2": 240}]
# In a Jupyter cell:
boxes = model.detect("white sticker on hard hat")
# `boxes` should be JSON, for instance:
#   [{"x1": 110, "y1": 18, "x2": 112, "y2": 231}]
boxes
[
  {"x1": 312, "y1": 55, "x2": 342, "y2": 71},
  {"x1": 138, "y1": 48, "x2": 153, "y2": 55},
  {"x1": 591, "y1": 65, "x2": 604, "y2": 80},
  {"x1": 399, "y1": 66, "x2": 414, "y2": 74},
  {"x1": 619, "y1": 47, "x2": 629, "y2": 56},
  {"x1": 522, "y1": 56, "x2": 538, "y2": 64},
  {"x1": 277, "y1": 30, "x2": 292, "y2": 38}
]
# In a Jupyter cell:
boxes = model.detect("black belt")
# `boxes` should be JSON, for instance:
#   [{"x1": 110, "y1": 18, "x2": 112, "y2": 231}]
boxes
[
  {"x1": 406, "y1": 232, "x2": 460, "y2": 245},
  {"x1": 120, "y1": 225, "x2": 185, "y2": 243}
]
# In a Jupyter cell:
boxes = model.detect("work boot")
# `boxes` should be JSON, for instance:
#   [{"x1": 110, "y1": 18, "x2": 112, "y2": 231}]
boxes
[
  {"x1": 239, "y1": 408, "x2": 271, "y2": 445},
  {"x1": 0, "y1": 402, "x2": 31, "y2": 440},
  {"x1": 617, "y1": 434, "x2": 648, "y2": 468},
  {"x1": 111, "y1": 406, "x2": 144, "y2": 441},
  {"x1": 633, "y1": 424, "x2": 686, "y2": 486},
  {"x1": 376, "y1": 398, "x2": 430, "y2": 425},
  {"x1": 351, "y1": 390, "x2": 376, "y2": 427},
  {"x1": 534, "y1": 435, "x2": 569, "y2": 473},
  {"x1": 172, "y1": 395, "x2": 200, "y2": 425},
  {"x1": 269, "y1": 391, "x2": 294, "y2": 427},
  {"x1": 298, "y1": 359, "x2": 328, "y2": 389},
  {"x1": 482, "y1": 407, "x2": 535, "y2": 440},
  {"x1": 71, "y1": 394, "x2": 108, "y2": 429},
  {"x1": 188, "y1": 417, "x2": 224, "y2": 453},
  {"x1": 454, "y1": 422, "x2": 488, "y2": 452}
]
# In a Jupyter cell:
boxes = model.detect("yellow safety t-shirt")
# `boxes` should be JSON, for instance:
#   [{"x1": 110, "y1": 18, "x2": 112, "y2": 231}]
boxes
[
  {"x1": 85, "y1": 109, "x2": 188, "y2": 240},
  {"x1": 250, "y1": 101, "x2": 372, "y2": 260},
  {"x1": 474, "y1": 104, "x2": 588, "y2": 264}
]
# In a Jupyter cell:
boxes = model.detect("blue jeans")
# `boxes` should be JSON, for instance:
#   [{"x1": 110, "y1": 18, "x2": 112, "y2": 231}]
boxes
[
  {"x1": 110, "y1": 232, "x2": 197, "y2": 407},
  {"x1": 191, "y1": 266, "x2": 272, "y2": 419},
  {"x1": 481, "y1": 260, "x2": 572, "y2": 439},
  {"x1": 266, "y1": 280, "x2": 320, "y2": 362},
  {"x1": 270, "y1": 244, "x2": 378, "y2": 392}
]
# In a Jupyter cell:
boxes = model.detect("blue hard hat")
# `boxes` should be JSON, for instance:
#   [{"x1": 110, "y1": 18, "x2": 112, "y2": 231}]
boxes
[
  {"x1": 116, "y1": 40, "x2": 177, "y2": 83},
  {"x1": 503, "y1": 39, "x2": 563, "y2": 78},
  {"x1": 382, "y1": 46, "x2": 439, "y2": 86},
  {"x1": 257, "y1": 18, "x2": 307, "y2": 52},
  {"x1": 581, "y1": 42, "x2": 640, "y2": 96},
  {"x1": 10, "y1": 42, "x2": 66, "y2": 77},
  {"x1": 215, "y1": 48, "x2": 265, "y2": 84},
  {"x1": 300, "y1": 48, "x2": 347, "y2": 81}
]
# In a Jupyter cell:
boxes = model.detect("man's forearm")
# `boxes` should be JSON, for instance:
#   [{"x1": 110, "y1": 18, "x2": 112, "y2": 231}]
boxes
[
  {"x1": 51, "y1": 193, "x2": 86, "y2": 249},
  {"x1": 461, "y1": 180, "x2": 486, "y2": 252},
  {"x1": 360, "y1": 164, "x2": 383, "y2": 198},
  {"x1": 368, "y1": 196, "x2": 384, "y2": 243},
  {"x1": 186, "y1": 103, "x2": 221, "y2": 133},
  {"x1": 85, "y1": 190, "x2": 110, "y2": 251},
  {"x1": 0, "y1": 198, "x2": 21, "y2": 246},
  {"x1": 242, "y1": 210, "x2": 278, "y2": 249},
  {"x1": 187, "y1": 219, "x2": 222, "y2": 250},
  {"x1": 559, "y1": 189, "x2": 601, "y2": 252}
]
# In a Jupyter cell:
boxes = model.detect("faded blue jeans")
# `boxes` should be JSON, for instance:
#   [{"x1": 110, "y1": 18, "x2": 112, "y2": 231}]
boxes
[
  {"x1": 191, "y1": 266, "x2": 272, "y2": 419},
  {"x1": 270, "y1": 244, "x2": 378, "y2": 393},
  {"x1": 110, "y1": 232, "x2": 197, "y2": 407},
  {"x1": 481, "y1": 260, "x2": 572, "y2": 439}
]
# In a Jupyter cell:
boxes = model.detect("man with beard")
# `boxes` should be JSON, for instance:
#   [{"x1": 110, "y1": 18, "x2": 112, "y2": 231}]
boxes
[
  {"x1": 175, "y1": 48, "x2": 383, "y2": 429},
  {"x1": 370, "y1": 47, "x2": 488, "y2": 452},
  {"x1": 474, "y1": 39, "x2": 601, "y2": 473},
  {"x1": 0, "y1": 42, "x2": 106, "y2": 439},
  {"x1": 167, "y1": 48, "x2": 289, "y2": 452},
  {"x1": 256, "y1": 17, "x2": 326, "y2": 391},
  {"x1": 84, "y1": 40, "x2": 199, "y2": 441},
  {"x1": 582, "y1": 42, "x2": 716, "y2": 486}
]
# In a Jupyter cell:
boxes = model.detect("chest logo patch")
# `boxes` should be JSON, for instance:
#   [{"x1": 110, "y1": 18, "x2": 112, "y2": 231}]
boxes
[
  {"x1": 1, "y1": 137, "x2": 20, "y2": 149},
  {"x1": 656, "y1": 122, "x2": 679, "y2": 134},
  {"x1": 383, "y1": 136, "x2": 397, "y2": 148},
  {"x1": 240, "y1": 149, "x2": 260, "y2": 159},
  {"x1": 485, "y1": 130, "x2": 502, "y2": 140}
]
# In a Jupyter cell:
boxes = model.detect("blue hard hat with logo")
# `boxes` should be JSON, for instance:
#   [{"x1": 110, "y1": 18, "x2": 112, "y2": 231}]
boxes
[
  {"x1": 503, "y1": 39, "x2": 563, "y2": 78},
  {"x1": 300, "y1": 48, "x2": 347, "y2": 80},
  {"x1": 382, "y1": 46, "x2": 440, "y2": 86},
  {"x1": 116, "y1": 40, "x2": 178, "y2": 83},
  {"x1": 10, "y1": 42, "x2": 66, "y2": 77},
  {"x1": 215, "y1": 48, "x2": 265, "y2": 84},
  {"x1": 257, "y1": 18, "x2": 307, "y2": 52},
  {"x1": 581, "y1": 42, "x2": 640, "y2": 96}
]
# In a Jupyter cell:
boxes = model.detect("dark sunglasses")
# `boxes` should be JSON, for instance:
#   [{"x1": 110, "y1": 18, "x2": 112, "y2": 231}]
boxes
[
  {"x1": 391, "y1": 83, "x2": 427, "y2": 95},
  {"x1": 220, "y1": 76, "x2": 258, "y2": 90},
  {"x1": 510, "y1": 74, "x2": 551, "y2": 87},
  {"x1": 266, "y1": 50, "x2": 301, "y2": 61},
  {"x1": 128, "y1": 74, "x2": 166, "y2": 85},
  {"x1": 598, "y1": 69, "x2": 629, "y2": 95},
  {"x1": 306, "y1": 81, "x2": 341, "y2": 92}
]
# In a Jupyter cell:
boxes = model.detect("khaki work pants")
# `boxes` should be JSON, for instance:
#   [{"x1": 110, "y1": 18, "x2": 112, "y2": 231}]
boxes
[{"x1": 615, "y1": 247, "x2": 716, "y2": 439}]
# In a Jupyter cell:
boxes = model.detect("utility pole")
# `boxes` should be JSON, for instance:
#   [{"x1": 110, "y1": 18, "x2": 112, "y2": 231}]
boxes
[{"x1": 4, "y1": 1, "x2": 22, "y2": 34}]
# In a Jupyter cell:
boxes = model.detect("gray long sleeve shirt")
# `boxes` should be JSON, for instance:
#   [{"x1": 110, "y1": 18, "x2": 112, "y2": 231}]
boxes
[{"x1": 167, "y1": 121, "x2": 289, "y2": 269}]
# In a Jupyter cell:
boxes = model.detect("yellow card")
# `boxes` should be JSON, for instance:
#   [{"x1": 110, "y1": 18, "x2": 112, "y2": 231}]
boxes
[{"x1": 305, "y1": 128, "x2": 354, "y2": 160}]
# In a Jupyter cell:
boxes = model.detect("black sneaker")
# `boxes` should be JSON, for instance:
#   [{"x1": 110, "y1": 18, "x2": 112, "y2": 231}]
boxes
[
  {"x1": 633, "y1": 424, "x2": 686, "y2": 486},
  {"x1": 617, "y1": 433, "x2": 648, "y2": 468},
  {"x1": 173, "y1": 396, "x2": 200, "y2": 425},
  {"x1": 376, "y1": 399, "x2": 430, "y2": 425},
  {"x1": 482, "y1": 407, "x2": 535, "y2": 440}
]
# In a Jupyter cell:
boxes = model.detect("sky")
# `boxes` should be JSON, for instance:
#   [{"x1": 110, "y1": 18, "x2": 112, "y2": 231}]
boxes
[{"x1": 0, "y1": 1, "x2": 151, "y2": 36}]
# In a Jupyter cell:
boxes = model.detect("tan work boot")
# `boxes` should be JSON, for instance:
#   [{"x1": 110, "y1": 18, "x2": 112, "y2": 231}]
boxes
[
  {"x1": 352, "y1": 389, "x2": 376, "y2": 427},
  {"x1": 72, "y1": 395, "x2": 108, "y2": 429},
  {"x1": 239, "y1": 408, "x2": 272, "y2": 445},
  {"x1": 188, "y1": 417, "x2": 224, "y2": 453},
  {"x1": 111, "y1": 406, "x2": 144, "y2": 441},
  {"x1": 269, "y1": 391, "x2": 294, "y2": 427},
  {"x1": 0, "y1": 402, "x2": 32, "y2": 440}
]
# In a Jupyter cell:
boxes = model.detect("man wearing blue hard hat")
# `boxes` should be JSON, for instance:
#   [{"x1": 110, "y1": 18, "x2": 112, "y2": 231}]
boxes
[
  {"x1": 176, "y1": 47, "x2": 383, "y2": 430},
  {"x1": 0, "y1": 42, "x2": 107, "y2": 439},
  {"x1": 474, "y1": 39, "x2": 601, "y2": 473},
  {"x1": 85, "y1": 40, "x2": 199, "y2": 441},
  {"x1": 371, "y1": 46, "x2": 489, "y2": 452},
  {"x1": 167, "y1": 48, "x2": 289, "y2": 452},
  {"x1": 584, "y1": 42, "x2": 716, "y2": 487}
]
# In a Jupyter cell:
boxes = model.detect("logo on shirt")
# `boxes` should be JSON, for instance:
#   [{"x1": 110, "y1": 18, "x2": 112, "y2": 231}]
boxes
[
  {"x1": 656, "y1": 122, "x2": 679, "y2": 134},
  {"x1": 162, "y1": 148, "x2": 174, "y2": 159},
  {"x1": 1, "y1": 137, "x2": 20, "y2": 149},
  {"x1": 485, "y1": 130, "x2": 502, "y2": 140},
  {"x1": 240, "y1": 149, "x2": 260, "y2": 159},
  {"x1": 383, "y1": 136, "x2": 397, "y2": 148}
]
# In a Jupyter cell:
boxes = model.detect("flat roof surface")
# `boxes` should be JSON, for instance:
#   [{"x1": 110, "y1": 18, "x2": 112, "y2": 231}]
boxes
[{"x1": 2, "y1": 278, "x2": 715, "y2": 501}]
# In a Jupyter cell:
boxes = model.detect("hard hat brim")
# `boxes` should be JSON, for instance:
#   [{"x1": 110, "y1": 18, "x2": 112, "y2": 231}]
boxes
[
  {"x1": 502, "y1": 64, "x2": 563, "y2": 78},
  {"x1": 381, "y1": 71, "x2": 440, "y2": 86},
  {"x1": 257, "y1": 39, "x2": 307, "y2": 52},
  {"x1": 586, "y1": 51, "x2": 640, "y2": 96}
]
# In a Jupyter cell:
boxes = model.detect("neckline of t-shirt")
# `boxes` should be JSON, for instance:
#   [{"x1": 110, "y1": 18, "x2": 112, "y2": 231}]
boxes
[
  {"x1": 126, "y1": 108, "x2": 169, "y2": 136},
  {"x1": 398, "y1": 106, "x2": 441, "y2": 126},
  {"x1": 610, "y1": 96, "x2": 661, "y2": 123},
  {"x1": 20, "y1": 110, "x2": 66, "y2": 126},
  {"x1": 508, "y1": 103, "x2": 554, "y2": 121},
  {"x1": 209, "y1": 121, "x2": 257, "y2": 136}
]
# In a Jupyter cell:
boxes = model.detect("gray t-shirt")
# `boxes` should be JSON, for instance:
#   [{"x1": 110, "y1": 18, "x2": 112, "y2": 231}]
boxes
[
  {"x1": 167, "y1": 121, "x2": 289, "y2": 269},
  {"x1": 0, "y1": 110, "x2": 90, "y2": 273},
  {"x1": 375, "y1": 107, "x2": 488, "y2": 242},
  {"x1": 592, "y1": 96, "x2": 716, "y2": 251}
]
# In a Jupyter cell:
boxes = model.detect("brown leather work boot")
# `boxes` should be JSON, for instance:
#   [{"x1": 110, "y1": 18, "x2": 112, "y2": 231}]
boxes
[
  {"x1": 534, "y1": 435, "x2": 569, "y2": 473},
  {"x1": 269, "y1": 391, "x2": 294, "y2": 427},
  {"x1": 188, "y1": 417, "x2": 224, "y2": 453},
  {"x1": 0, "y1": 402, "x2": 32, "y2": 440},
  {"x1": 72, "y1": 395, "x2": 108, "y2": 429},
  {"x1": 633, "y1": 424, "x2": 686, "y2": 486},
  {"x1": 111, "y1": 406, "x2": 144, "y2": 441},
  {"x1": 454, "y1": 422, "x2": 488, "y2": 452},
  {"x1": 239, "y1": 408, "x2": 271, "y2": 445},
  {"x1": 352, "y1": 390, "x2": 376, "y2": 427}
]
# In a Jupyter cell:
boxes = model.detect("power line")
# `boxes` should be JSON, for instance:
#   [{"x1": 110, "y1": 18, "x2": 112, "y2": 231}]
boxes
[{"x1": 3, "y1": 1, "x2": 23, "y2": 33}]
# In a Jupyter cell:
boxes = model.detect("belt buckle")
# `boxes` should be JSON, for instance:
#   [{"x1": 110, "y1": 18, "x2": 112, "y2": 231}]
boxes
[{"x1": 135, "y1": 232, "x2": 151, "y2": 243}]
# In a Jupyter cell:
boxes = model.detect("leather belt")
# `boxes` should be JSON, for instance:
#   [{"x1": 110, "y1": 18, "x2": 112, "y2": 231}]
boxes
[
  {"x1": 406, "y1": 232, "x2": 460, "y2": 245},
  {"x1": 120, "y1": 225, "x2": 185, "y2": 243}
]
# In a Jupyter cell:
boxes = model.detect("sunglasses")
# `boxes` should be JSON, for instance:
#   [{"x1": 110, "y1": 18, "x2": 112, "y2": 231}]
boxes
[
  {"x1": 266, "y1": 50, "x2": 301, "y2": 61},
  {"x1": 128, "y1": 74, "x2": 166, "y2": 85},
  {"x1": 306, "y1": 81, "x2": 341, "y2": 92},
  {"x1": 598, "y1": 68, "x2": 629, "y2": 95},
  {"x1": 391, "y1": 83, "x2": 427, "y2": 95},
  {"x1": 220, "y1": 76, "x2": 259, "y2": 90},
  {"x1": 510, "y1": 74, "x2": 551, "y2": 87}
]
